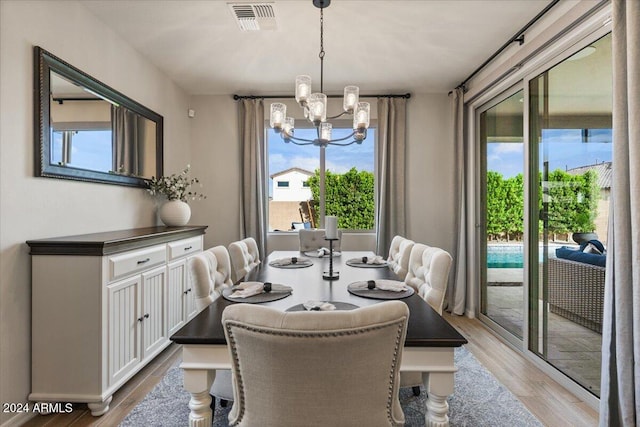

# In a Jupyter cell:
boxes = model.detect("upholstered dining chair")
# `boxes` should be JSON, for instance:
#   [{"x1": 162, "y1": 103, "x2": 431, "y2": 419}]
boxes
[
  {"x1": 401, "y1": 242, "x2": 453, "y2": 395},
  {"x1": 387, "y1": 235, "x2": 415, "y2": 280},
  {"x1": 222, "y1": 301, "x2": 409, "y2": 427},
  {"x1": 188, "y1": 245, "x2": 234, "y2": 408},
  {"x1": 298, "y1": 228, "x2": 342, "y2": 253},
  {"x1": 190, "y1": 245, "x2": 233, "y2": 311},
  {"x1": 228, "y1": 237, "x2": 261, "y2": 284}
]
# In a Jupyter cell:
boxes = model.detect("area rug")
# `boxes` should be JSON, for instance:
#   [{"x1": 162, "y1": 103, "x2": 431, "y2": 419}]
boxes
[{"x1": 121, "y1": 346, "x2": 541, "y2": 426}]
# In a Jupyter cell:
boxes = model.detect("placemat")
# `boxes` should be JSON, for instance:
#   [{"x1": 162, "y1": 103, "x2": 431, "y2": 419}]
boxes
[
  {"x1": 346, "y1": 257, "x2": 389, "y2": 268},
  {"x1": 222, "y1": 283, "x2": 292, "y2": 303},
  {"x1": 286, "y1": 302, "x2": 359, "y2": 312},
  {"x1": 303, "y1": 250, "x2": 341, "y2": 258},
  {"x1": 268, "y1": 257, "x2": 313, "y2": 269},
  {"x1": 347, "y1": 280, "x2": 414, "y2": 300}
]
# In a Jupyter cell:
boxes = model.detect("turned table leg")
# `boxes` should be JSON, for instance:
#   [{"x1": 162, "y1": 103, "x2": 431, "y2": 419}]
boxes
[
  {"x1": 423, "y1": 371, "x2": 454, "y2": 427},
  {"x1": 184, "y1": 369, "x2": 215, "y2": 427}
]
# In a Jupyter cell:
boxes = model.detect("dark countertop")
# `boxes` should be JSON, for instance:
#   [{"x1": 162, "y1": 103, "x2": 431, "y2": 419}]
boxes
[{"x1": 26, "y1": 225, "x2": 208, "y2": 256}]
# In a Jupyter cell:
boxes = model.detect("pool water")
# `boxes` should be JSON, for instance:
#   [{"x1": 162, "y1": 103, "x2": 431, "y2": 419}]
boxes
[{"x1": 487, "y1": 245, "x2": 524, "y2": 268}]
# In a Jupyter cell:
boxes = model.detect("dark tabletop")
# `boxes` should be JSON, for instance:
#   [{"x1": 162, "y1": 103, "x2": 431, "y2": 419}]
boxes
[{"x1": 171, "y1": 251, "x2": 467, "y2": 348}]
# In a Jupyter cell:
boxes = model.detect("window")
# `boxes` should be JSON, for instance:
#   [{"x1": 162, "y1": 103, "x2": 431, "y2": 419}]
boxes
[
  {"x1": 51, "y1": 124, "x2": 113, "y2": 173},
  {"x1": 277, "y1": 181, "x2": 290, "y2": 188},
  {"x1": 267, "y1": 121, "x2": 376, "y2": 232}
]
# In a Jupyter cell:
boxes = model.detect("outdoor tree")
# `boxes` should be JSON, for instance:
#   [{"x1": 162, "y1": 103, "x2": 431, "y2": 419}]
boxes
[
  {"x1": 308, "y1": 168, "x2": 375, "y2": 230},
  {"x1": 486, "y1": 169, "x2": 598, "y2": 241}
]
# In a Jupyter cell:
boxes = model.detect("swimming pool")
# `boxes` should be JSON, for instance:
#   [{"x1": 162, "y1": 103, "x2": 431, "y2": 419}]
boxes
[
  {"x1": 487, "y1": 245, "x2": 524, "y2": 268},
  {"x1": 487, "y1": 244, "x2": 566, "y2": 268}
]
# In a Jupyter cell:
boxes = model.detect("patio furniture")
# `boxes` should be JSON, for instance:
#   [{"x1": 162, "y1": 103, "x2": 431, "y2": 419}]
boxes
[{"x1": 547, "y1": 257, "x2": 605, "y2": 333}]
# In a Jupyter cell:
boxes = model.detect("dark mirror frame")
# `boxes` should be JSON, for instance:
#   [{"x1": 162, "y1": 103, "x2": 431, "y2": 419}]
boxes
[{"x1": 34, "y1": 46, "x2": 163, "y2": 187}]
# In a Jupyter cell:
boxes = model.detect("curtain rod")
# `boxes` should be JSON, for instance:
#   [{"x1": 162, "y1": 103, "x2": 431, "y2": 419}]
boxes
[
  {"x1": 455, "y1": 0, "x2": 561, "y2": 91},
  {"x1": 233, "y1": 93, "x2": 411, "y2": 100}
]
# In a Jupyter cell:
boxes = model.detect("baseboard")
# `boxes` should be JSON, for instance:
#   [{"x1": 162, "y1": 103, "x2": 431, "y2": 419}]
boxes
[{"x1": 1, "y1": 410, "x2": 35, "y2": 427}]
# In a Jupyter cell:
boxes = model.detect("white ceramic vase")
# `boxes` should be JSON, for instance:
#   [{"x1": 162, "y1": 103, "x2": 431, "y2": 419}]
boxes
[{"x1": 159, "y1": 200, "x2": 191, "y2": 226}]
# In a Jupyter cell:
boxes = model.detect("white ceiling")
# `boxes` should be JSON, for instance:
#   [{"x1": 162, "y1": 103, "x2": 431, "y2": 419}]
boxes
[{"x1": 81, "y1": 0, "x2": 554, "y2": 96}]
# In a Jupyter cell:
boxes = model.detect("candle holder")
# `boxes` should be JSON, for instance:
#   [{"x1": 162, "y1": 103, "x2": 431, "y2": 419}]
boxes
[{"x1": 322, "y1": 238, "x2": 340, "y2": 280}]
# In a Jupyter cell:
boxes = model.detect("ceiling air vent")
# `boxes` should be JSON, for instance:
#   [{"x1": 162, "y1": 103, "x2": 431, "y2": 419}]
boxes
[{"x1": 228, "y1": 2, "x2": 277, "y2": 31}]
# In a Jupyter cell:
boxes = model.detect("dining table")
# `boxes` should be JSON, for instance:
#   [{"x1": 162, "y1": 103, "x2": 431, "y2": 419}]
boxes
[{"x1": 170, "y1": 250, "x2": 467, "y2": 427}]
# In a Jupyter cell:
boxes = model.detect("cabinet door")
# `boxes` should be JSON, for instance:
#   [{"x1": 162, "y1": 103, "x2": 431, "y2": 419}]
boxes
[
  {"x1": 167, "y1": 259, "x2": 188, "y2": 336},
  {"x1": 185, "y1": 256, "x2": 198, "y2": 320},
  {"x1": 141, "y1": 266, "x2": 167, "y2": 362},
  {"x1": 107, "y1": 275, "x2": 142, "y2": 386}
]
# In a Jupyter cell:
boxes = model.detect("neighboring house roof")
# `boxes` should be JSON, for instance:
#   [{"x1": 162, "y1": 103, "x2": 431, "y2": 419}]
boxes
[
  {"x1": 270, "y1": 167, "x2": 314, "y2": 179},
  {"x1": 566, "y1": 161, "x2": 612, "y2": 189}
]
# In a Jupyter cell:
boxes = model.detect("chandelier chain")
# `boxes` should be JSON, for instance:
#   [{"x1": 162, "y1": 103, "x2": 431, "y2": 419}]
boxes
[{"x1": 319, "y1": 7, "x2": 324, "y2": 93}]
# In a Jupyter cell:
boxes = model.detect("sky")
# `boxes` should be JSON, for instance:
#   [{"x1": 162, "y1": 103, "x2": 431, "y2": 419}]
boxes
[
  {"x1": 487, "y1": 128, "x2": 613, "y2": 178},
  {"x1": 268, "y1": 126, "x2": 375, "y2": 177}
]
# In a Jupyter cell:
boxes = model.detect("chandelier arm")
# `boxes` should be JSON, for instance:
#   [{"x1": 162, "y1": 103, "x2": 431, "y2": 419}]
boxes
[
  {"x1": 324, "y1": 129, "x2": 359, "y2": 143},
  {"x1": 326, "y1": 111, "x2": 349, "y2": 120},
  {"x1": 327, "y1": 139, "x2": 360, "y2": 147},
  {"x1": 280, "y1": 133, "x2": 317, "y2": 145}
]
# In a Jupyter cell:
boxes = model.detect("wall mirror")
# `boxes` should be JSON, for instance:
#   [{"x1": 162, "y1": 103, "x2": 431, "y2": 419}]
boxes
[{"x1": 34, "y1": 46, "x2": 163, "y2": 187}]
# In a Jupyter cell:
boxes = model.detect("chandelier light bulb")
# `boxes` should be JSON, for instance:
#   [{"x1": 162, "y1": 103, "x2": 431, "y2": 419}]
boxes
[
  {"x1": 354, "y1": 102, "x2": 370, "y2": 130},
  {"x1": 343, "y1": 86, "x2": 359, "y2": 112},
  {"x1": 270, "y1": 103, "x2": 286, "y2": 129},
  {"x1": 283, "y1": 117, "x2": 295, "y2": 137},
  {"x1": 320, "y1": 122, "x2": 332, "y2": 141},
  {"x1": 295, "y1": 75, "x2": 312, "y2": 105},
  {"x1": 308, "y1": 93, "x2": 327, "y2": 123}
]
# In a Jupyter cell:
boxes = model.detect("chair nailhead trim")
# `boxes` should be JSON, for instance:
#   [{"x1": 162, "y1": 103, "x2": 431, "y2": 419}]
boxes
[{"x1": 224, "y1": 316, "x2": 407, "y2": 426}]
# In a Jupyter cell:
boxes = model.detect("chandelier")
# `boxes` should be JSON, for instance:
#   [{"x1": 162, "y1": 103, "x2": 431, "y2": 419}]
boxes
[{"x1": 269, "y1": 0, "x2": 370, "y2": 147}]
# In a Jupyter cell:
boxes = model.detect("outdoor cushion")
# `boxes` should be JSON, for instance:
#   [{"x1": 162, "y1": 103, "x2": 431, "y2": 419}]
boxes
[{"x1": 556, "y1": 246, "x2": 606, "y2": 267}]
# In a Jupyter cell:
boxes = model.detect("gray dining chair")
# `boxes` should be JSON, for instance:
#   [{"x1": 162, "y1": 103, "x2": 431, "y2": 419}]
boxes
[
  {"x1": 228, "y1": 237, "x2": 261, "y2": 283},
  {"x1": 298, "y1": 228, "x2": 342, "y2": 253},
  {"x1": 222, "y1": 301, "x2": 409, "y2": 427},
  {"x1": 190, "y1": 245, "x2": 233, "y2": 310},
  {"x1": 387, "y1": 235, "x2": 415, "y2": 280},
  {"x1": 402, "y1": 242, "x2": 453, "y2": 395},
  {"x1": 188, "y1": 245, "x2": 235, "y2": 408}
]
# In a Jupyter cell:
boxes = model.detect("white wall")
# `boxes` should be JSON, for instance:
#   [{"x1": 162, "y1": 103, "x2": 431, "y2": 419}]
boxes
[
  {"x1": 0, "y1": 1, "x2": 191, "y2": 425},
  {"x1": 187, "y1": 95, "x2": 242, "y2": 251}
]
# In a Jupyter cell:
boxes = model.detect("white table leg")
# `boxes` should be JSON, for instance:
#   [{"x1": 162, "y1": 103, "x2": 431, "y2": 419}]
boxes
[
  {"x1": 423, "y1": 371, "x2": 454, "y2": 427},
  {"x1": 183, "y1": 369, "x2": 215, "y2": 427}
]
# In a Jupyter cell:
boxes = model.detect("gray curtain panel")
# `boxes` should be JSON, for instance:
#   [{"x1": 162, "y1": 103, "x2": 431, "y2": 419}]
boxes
[
  {"x1": 239, "y1": 98, "x2": 267, "y2": 259},
  {"x1": 112, "y1": 105, "x2": 146, "y2": 175},
  {"x1": 375, "y1": 97, "x2": 407, "y2": 257},
  {"x1": 600, "y1": 1, "x2": 640, "y2": 426},
  {"x1": 449, "y1": 87, "x2": 473, "y2": 316}
]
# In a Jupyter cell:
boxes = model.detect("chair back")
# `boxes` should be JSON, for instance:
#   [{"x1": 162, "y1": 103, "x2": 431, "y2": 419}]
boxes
[
  {"x1": 387, "y1": 236, "x2": 415, "y2": 280},
  {"x1": 222, "y1": 301, "x2": 408, "y2": 427},
  {"x1": 298, "y1": 228, "x2": 342, "y2": 252},
  {"x1": 189, "y1": 245, "x2": 233, "y2": 311},
  {"x1": 404, "y1": 243, "x2": 452, "y2": 315},
  {"x1": 228, "y1": 237, "x2": 261, "y2": 284}
]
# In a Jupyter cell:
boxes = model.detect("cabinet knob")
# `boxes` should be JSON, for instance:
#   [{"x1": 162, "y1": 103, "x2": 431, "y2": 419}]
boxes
[
  {"x1": 137, "y1": 258, "x2": 151, "y2": 265},
  {"x1": 183, "y1": 288, "x2": 192, "y2": 295},
  {"x1": 137, "y1": 316, "x2": 144, "y2": 322},
  {"x1": 144, "y1": 313, "x2": 149, "y2": 319}
]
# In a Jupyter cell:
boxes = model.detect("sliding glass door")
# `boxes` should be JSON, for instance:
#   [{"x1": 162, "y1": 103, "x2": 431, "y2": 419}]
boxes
[
  {"x1": 528, "y1": 33, "x2": 611, "y2": 397},
  {"x1": 479, "y1": 88, "x2": 525, "y2": 343},
  {"x1": 478, "y1": 33, "x2": 612, "y2": 397}
]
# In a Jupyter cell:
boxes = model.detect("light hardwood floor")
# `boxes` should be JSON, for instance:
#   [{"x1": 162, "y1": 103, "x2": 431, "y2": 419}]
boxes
[{"x1": 21, "y1": 313, "x2": 599, "y2": 427}]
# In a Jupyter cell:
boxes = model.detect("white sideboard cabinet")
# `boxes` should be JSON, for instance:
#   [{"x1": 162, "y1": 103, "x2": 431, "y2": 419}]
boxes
[{"x1": 27, "y1": 226, "x2": 207, "y2": 416}]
